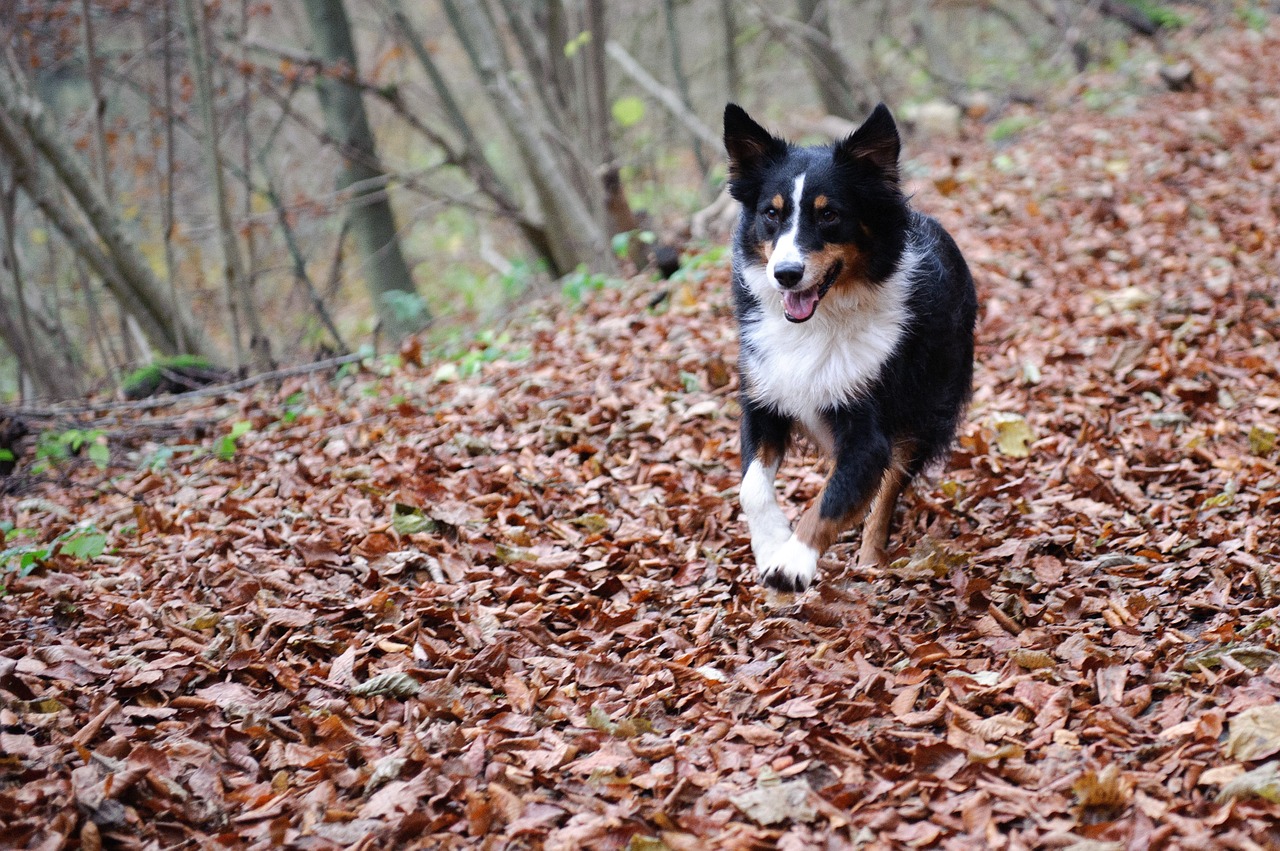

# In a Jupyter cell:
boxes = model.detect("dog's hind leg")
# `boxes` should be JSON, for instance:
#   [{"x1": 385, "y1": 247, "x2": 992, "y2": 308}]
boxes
[{"x1": 856, "y1": 445, "x2": 912, "y2": 568}]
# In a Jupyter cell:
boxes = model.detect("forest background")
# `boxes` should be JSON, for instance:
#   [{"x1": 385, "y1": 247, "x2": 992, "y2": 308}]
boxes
[{"x1": 0, "y1": 0, "x2": 1231, "y2": 402}]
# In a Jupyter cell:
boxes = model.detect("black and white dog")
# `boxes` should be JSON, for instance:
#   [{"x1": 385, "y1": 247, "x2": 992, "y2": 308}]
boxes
[{"x1": 724, "y1": 103, "x2": 977, "y2": 592}]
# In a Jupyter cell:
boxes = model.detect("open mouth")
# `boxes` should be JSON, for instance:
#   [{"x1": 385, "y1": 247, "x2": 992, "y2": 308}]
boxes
[{"x1": 781, "y1": 261, "x2": 843, "y2": 323}]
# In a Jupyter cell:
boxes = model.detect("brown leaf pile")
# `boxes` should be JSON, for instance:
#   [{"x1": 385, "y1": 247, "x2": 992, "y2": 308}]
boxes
[{"x1": 4, "y1": 23, "x2": 1280, "y2": 851}]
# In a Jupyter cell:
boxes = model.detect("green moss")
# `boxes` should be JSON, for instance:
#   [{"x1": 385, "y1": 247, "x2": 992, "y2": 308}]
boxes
[{"x1": 122, "y1": 355, "x2": 223, "y2": 400}]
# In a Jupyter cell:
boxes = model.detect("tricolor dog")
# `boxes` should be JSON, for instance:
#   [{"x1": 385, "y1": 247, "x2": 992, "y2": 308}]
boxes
[{"x1": 724, "y1": 103, "x2": 977, "y2": 592}]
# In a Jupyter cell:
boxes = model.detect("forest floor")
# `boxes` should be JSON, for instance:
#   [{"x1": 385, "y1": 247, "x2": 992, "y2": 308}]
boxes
[{"x1": 4, "y1": 22, "x2": 1280, "y2": 851}]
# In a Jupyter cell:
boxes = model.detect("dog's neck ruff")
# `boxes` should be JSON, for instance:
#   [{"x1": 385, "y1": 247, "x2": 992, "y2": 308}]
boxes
[{"x1": 738, "y1": 242, "x2": 922, "y2": 427}]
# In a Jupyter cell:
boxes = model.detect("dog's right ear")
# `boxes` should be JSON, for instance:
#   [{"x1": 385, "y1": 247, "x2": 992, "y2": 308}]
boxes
[{"x1": 723, "y1": 104, "x2": 786, "y2": 203}]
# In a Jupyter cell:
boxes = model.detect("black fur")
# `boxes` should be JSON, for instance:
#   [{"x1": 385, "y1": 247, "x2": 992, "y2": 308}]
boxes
[{"x1": 725, "y1": 103, "x2": 977, "y2": 591}]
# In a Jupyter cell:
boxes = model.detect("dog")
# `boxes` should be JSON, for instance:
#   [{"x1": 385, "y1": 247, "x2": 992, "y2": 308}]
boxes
[{"x1": 723, "y1": 102, "x2": 977, "y2": 592}]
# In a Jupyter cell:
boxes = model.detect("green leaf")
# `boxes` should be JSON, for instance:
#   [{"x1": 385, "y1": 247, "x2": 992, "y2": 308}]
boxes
[
  {"x1": 1250, "y1": 426, "x2": 1277, "y2": 456},
  {"x1": 87, "y1": 441, "x2": 110, "y2": 470},
  {"x1": 611, "y1": 230, "x2": 634, "y2": 259},
  {"x1": 214, "y1": 436, "x2": 237, "y2": 461},
  {"x1": 392, "y1": 504, "x2": 436, "y2": 536},
  {"x1": 60, "y1": 531, "x2": 107, "y2": 561},
  {"x1": 1201, "y1": 480, "x2": 1238, "y2": 510},
  {"x1": 563, "y1": 30, "x2": 591, "y2": 58},
  {"x1": 611, "y1": 96, "x2": 646, "y2": 128}
]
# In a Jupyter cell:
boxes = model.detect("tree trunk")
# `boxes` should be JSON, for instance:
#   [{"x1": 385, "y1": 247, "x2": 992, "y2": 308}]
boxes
[
  {"x1": 178, "y1": 0, "x2": 267, "y2": 370},
  {"x1": 0, "y1": 167, "x2": 82, "y2": 399},
  {"x1": 721, "y1": 0, "x2": 741, "y2": 103},
  {"x1": 0, "y1": 69, "x2": 214, "y2": 361},
  {"x1": 795, "y1": 0, "x2": 867, "y2": 119},
  {"x1": 442, "y1": 0, "x2": 610, "y2": 276},
  {"x1": 385, "y1": 0, "x2": 559, "y2": 271},
  {"x1": 301, "y1": 0, "x2": 427, "y2": 340}
]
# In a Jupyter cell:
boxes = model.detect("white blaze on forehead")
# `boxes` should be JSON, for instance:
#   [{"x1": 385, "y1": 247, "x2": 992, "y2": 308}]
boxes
[{"x1": 766, "y1": 173, "x2": 806, "y2": 283}]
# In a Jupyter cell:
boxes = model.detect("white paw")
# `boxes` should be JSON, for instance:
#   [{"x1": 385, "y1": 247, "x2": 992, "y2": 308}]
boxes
[
  {"x1": 759, "y1": 536, "x2": 819, "y2": 593},
  {"x1": 750, "y1": 522, "x2": 793, "y2": 566}
]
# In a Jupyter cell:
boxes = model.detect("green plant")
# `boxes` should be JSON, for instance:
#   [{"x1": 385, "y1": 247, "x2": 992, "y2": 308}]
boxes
[
  {"x1": 669, "y1": 244, "x2": 726, "y2": 285},
  {"x1": 433, "y1": 330, "x2": 531, "y2": 382},
  {"x1": 1124, "y1": 0, "x2": 1188, "y2": 29},
  {"x1": 1237, "y1": 2, "x2": 1268, "y2": 30},
  {"x1": 34, "y1": 428, "x2": 109, "y2": 473},
  {"x1": 561, "y1": 265, "x2": 611, "y2": 304},
  {"x1": 280, "y1": 391, "x2": 307, "y2": 425},
  {"x1": 611, "y1": 229, "x2": 656, "y2": 260},
  {"x1": 987, "y1": 115, "x2": 1037, "y2": 144},
  {"x1": 380, "y1": 290, "x2": 431, "y2": 329},
  {"x1": 214, "y1": 421, "x2": 252, "y2": 461},
  {"x1": 1, "y1": 524, "x2": 107, "y2": 579}
]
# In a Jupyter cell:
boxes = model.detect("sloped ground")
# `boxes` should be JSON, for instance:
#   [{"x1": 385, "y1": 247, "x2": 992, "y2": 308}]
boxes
[{"x1": 3, "y1": 22, "x2": 1280, "y2": 851}]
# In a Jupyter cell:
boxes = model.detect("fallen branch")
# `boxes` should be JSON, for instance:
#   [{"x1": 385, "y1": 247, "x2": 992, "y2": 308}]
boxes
[{"x1": 12, "y1": 353, "x2": 364, "y2": 419}]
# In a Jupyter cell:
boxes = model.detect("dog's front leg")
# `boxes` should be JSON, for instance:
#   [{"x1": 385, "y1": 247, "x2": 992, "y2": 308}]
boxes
[
  {"x1": 739, "y1": 403, "x2": 793, "y2": 566},
  {"x1": 759, "y1": 418, "x2": 890, "y2": 592}
]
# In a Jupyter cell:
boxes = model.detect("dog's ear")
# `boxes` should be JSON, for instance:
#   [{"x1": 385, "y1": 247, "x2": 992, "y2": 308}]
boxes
[
  {"x1": 836, "y1": 103, "x2": 901, "y2": 184},
  {"x1": 723, "y1": 104, "x2": 786, "y2": 202}
]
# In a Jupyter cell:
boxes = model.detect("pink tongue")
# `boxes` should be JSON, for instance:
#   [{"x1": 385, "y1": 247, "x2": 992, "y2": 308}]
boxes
[{"x1": 783, "y1": 289, "x2": 820, "y2": 322}]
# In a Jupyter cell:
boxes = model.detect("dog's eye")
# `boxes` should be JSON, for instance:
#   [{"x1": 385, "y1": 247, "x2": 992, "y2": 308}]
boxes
[
  {"x1": 763, "y1": 208, "x2": 780, "y2": 223},
  {"x1": 819, "y1": 209, "x2": 840, "y2": 226}
]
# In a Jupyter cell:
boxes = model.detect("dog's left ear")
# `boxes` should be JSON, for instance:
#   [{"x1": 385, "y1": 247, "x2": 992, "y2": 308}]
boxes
[{"x1": 836, "y1": 103, "x2": 901, "y2": 184}]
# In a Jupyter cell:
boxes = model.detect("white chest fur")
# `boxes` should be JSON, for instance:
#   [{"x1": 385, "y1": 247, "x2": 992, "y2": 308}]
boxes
[{"x1": 737, "y1": 248, "x2": 919, "y2": 445}]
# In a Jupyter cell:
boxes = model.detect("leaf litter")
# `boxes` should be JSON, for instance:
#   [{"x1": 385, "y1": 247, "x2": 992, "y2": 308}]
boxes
[{"x1": 3, "y1": 21, "x2": 1280, "y2": 851}]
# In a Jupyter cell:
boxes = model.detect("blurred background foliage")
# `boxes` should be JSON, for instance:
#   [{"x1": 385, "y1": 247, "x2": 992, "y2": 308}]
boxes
[{"x1": 0, "y1": 0, "x2": 1265, "y2": 401}]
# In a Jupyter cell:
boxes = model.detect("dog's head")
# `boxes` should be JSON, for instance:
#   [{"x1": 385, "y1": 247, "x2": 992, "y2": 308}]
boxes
[{"x1": 724, "y1": 104, "x2": 910, "y2": 323}]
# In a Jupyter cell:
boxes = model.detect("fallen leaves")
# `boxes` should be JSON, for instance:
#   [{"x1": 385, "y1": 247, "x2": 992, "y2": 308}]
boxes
[
  {"x1": 2, "y1": 17, "x2": 1280, "y2": 851},
  {"x1": 1226, "y1": 705, "x2": 1280, "y2": 762}
]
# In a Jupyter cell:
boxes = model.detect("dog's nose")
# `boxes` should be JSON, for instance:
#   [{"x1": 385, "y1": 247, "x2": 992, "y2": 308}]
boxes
[{"x1": 773, "y1": 262, "x2": 804, "y2": 289}]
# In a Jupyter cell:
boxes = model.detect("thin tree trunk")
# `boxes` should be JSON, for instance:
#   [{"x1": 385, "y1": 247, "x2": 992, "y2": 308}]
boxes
[
  {"x1": 158, "y1": 0, "x2": 184, "y2": 353},
  {"x1": 260, "y1": 162, "x2": 348, "y2": 352},
  {"x1": 302, "y1": 0, "x2": 427, "y2": 340},
  {"x1": 662, "y1": 0, "x2": 709, "y2": 178},
  {"x1": 80, "y1": 0, "x2": 114, "y2": 205},
  {"x1": 0, "y1": 69, "x2": 214, "y2": 360},
  {"x1": 384, "y1": 0, "x2": 558, "y2": 270},
  {"x1": 178, "y1": 0, "x2": 267, "y2": 369},
  {"x1": 442, "y1": 0, "x2": 610, "y2": 275},
  {"x1": 583, "y1": 0, "x2": 638, "y2": 247},
  {"x1": 721, "y1": 0, "x2": 741, "y2": 103},
  {"x1": 794, "y1": 0, "x2": 867, "y2": 119},
  {"x1": 0, "y1": 171, "x2": 81, "y2": 398}
]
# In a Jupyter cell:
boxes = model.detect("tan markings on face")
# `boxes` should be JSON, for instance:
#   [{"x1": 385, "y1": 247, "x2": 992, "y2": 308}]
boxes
[
  {"x1": 806, "y1": 243, "x2": 869, "y2": 294},
  {"x1": 813, "y1": 194, "x2": 828, "y2": 210},
  {"x1": 771, "y1": 194, "x2": 785, "y2": 211},
  {"x1": 795, "y1": 441, "x2": 912, "y2": 555}
]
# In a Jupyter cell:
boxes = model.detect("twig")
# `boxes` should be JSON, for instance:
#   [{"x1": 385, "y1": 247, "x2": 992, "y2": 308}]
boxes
[
  {"x1": 604, "y1": 40, "x2": 723, "y2": 152},
  {"x1": 12, "y1": 353, "x2": 365, "y2": 419}
]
